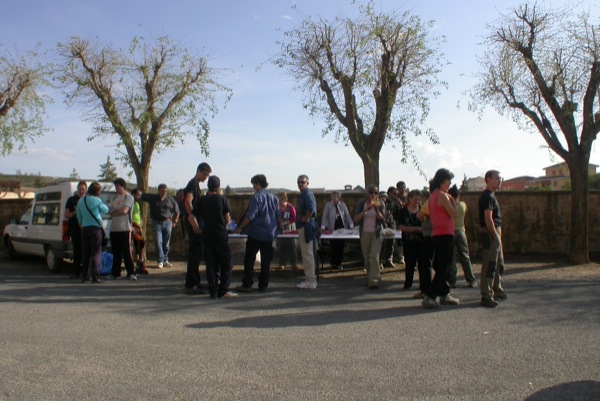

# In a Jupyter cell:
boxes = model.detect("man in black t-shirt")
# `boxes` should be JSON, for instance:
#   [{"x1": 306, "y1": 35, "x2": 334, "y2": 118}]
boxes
[
  {"x1": 478, "y1": 169, "x2": 506, "y2": 308},
  {"x1": 183, "y1": 162, "x2": 212, "y2": 294},
  {"x1": 188, "y1": 175, "x2": 237, "y2": 299},
  {"x1": 65, "y1": 181, "x2": 87, "y2": 278}
]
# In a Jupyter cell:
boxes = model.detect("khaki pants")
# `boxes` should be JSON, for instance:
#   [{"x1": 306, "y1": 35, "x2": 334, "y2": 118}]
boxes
[
  {"x1": 298, "y1": 227, "x2": 316, "y2": 284},
  {"x1": 479, "y1": 230, "x2": 505, "y2": 300},
  {"x1": 360, "y1": 231, "x2": 383, "y2": 286}
]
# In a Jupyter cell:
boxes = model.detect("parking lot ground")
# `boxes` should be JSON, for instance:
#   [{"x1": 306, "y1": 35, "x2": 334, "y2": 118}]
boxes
[{"x1": 0, "y1": 254, "x2": 598, "y2": 401}]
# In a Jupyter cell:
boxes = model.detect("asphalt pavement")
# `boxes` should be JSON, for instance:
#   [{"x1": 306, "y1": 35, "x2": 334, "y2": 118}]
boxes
[{"x1": 0, "y1": 256, "x2": 598, "y2": 401}]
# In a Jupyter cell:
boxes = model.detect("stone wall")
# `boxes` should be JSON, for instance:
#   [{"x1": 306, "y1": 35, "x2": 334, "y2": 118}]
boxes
[{"x1": 2, "y1": 191, "x2": 600, "y2": 257}]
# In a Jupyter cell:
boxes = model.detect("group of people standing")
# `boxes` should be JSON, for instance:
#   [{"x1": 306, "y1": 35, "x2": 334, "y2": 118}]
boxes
[{"x1": 64, "y1": 163, "x2": 507, "y2": 309}]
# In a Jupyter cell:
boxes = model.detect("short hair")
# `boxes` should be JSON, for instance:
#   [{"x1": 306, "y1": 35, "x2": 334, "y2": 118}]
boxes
[
  {"x1": 387, "y1": 186, "x2": 397, "y2": 195},
  {"x1": 297, "y1": 174, "x2": 309, "y2": 183},
  {"x1": 251, "y1": 174, "x2": 268, "y2": 188},
  {"x1": 88, "y1": 182, "x2": 102, "y2": 196},
  {"x1": 131, "y1": 188, "x2": 141, "y2": 196},
  {"x1": 431, "y1": 168, "x2": 454, "y2": 190},
  {"x1": 485, "y1": 170, "x2": 500, "y2": 181},
  {"x1": 158, "y1": 183, "x2": 167, "y2": 190},
  {"x1": 278, "y1": 192, "x2": 288, "y2": 201},
  {"x1": 331, "y1": 191, "x2": 341, "y2": 196},
  {"x1": 113, "y1": 178, "x2": 126, "y2": 189},
  {"x1": 396, "y1": 181, "x2": 406, "y2": 189},
  {"x1": 77, "y1": 180, "x2": 87, "y2": 189},
  {"x1": 408, "y1": 189, "x2": 422, "y2": 199},
  {"x1": 197, "y1": 162, "x2": 212, "y2": 173}
]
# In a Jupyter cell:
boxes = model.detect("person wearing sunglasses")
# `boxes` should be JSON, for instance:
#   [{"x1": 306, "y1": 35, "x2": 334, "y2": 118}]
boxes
[
  {"x1": 354, "y1": 185, "x2": 385, "y2": 289},
  {"x1": 295, "y1": 174, "x2": 318, "y2": 289}
]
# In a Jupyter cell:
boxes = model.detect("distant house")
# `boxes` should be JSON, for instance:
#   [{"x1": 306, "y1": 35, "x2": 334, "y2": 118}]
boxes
[
  {"x1": 501, "y1": 175, "x2": 536, "y2": 191},
  {"x1": 463, "y1": 177, "x2": 486, "y2": 192},
  {"x1": 504, "y1": 162, "x2": 598, "y2": 190}
]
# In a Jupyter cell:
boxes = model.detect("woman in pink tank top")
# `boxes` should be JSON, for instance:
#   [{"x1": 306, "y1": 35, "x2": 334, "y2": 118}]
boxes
[{"x1": 422, "y1": 168, "x2": 459, "y2": 309}]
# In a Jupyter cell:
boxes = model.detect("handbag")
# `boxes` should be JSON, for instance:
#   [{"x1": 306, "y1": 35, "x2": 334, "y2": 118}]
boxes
[{"x1": 83, "y1": 197, "x2": 109, "y2": 247}]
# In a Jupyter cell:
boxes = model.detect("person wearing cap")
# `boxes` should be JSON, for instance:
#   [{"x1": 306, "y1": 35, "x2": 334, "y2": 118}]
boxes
[
  {"x1": 234, "y1": 174, "x2": 281, "y2": 292},
  {"x1": 188, "y1": 176, "x2": 237, "y2": 299},
  {"x1": 183, "y1": 162, "x2": 212, "y2": 294},
  {"x1": 108, "y1": 178, "x2": 137, "y2": 280}
]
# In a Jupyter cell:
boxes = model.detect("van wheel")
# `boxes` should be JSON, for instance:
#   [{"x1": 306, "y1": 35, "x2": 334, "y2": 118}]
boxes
[
  {"x1": 45, "y1": 245, "x2": 61, "y2": 273},
  {"x1": 5, "y1": 236, "x2": 17, "y2": 260}
]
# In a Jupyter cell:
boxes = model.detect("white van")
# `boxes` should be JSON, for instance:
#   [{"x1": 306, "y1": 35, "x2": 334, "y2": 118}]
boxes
[{"x1": 3, "y1": 181, "x2": 116, "y2": 272}]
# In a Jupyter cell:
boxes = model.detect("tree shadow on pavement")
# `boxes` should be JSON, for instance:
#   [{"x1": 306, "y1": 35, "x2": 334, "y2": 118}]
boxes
[{"x1": 524, "y1": 380, "x2": 599, "y2": 401}]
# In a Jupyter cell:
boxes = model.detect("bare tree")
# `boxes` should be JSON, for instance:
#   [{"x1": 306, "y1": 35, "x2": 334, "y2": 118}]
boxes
[
  {"x1": 0, "y1": 46, "x2": 50, "y2": 157},
  {"x1": 274, "y1": 2, "x2": 447, "y2": 187},
  {"x1": 470, "y1": 2, "x2": 600, "y2": 263},
  {"x1": 56, "y1": 36, "x2": 231, "y2": 194}
]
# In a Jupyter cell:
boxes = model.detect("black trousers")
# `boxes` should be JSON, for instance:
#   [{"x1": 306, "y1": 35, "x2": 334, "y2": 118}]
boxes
[
  {"x1": 185, "y1": 220, "x2": 204, "y2": 288},
  {"x1": 426, "y1": 235, "x2": 454, "y2": 299},
  {"x1": 203, "y1": 238, "x2": 233, "y2": 297},
  {"x1": 111, "y1": 231, "x2": 135, "y2": 277},
  {"x1": 242, "y1": 236, "x2": 273, "y2": 290},
  {"x1": 70, "y1": 227, "x2": 82, "y2": 275}
]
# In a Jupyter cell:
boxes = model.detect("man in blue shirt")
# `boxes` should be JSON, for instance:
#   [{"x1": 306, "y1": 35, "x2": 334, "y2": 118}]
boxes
[
  {"x1": 234, "y1": 174, "x2": 281, "y2": 292},
  {"x1": 296, "y1": 174, "x2": 318, "y2": 289}
]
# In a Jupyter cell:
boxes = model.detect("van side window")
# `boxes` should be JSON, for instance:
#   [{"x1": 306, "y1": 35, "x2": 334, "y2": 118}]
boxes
[
  {"x1": 35, "y1": 192, "x2": 62, "y2": 202},
  {"x1": 32, "y1": 203, "x2": 61, "y2": 225}
]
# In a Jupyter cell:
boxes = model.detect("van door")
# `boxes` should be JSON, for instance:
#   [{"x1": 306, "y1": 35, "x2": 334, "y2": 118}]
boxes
[
  {"x1": 27, "y1": 190, "x2": 64, "y2": 257},
  {"x1": 10, "y1": 203, "x2": 34, "y2": 254}
]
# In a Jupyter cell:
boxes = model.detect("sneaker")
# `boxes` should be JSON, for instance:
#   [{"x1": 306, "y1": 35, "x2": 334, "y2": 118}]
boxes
[
  {"x1": 128, "y1": 274, "x2": 138, "y2": 281},
  {"x1": 184, "y1": 286, "x2": 205, "y2": 295},
  {"x1": 383, "y1": 260, "x2": 395, "y2": 268},
  {"x1": 480, "y1": 297, "x2": 499, "y2": 308},
  {"x1": 221, "y1": 291, "x2": 239, "y2": 299},
  {"x1": 494, "y1": 292, "x2": 508, "y2": 301},
  {"x1": 422, "y1": 296, "x2": 441, "y2": 309},
  {"x1": 157, "y1": 262, "x2": 164, "y2": 269},
  {"x1": 439, "y1": 294, "x2": 460, "y2": 305},
  {"x1": 468, "y1": 281, "x2": 478, "y2": 288},
  {"x1": 163, "y1": 261, "x2": 173, "y2": 267},
  {"x1": 296, "y1": 281, "x2": 317, "y2": 289},
  {"x1": 235, "y1": 285, "x2": 253, "y2": 293},
  {"x1": 412, "y1": 291, "x2": 425, "y2": 299}
]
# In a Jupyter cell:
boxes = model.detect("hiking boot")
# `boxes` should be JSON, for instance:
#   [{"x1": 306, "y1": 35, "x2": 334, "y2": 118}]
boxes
[
  {"x1": 480, "y1": 297, "x2": 499, "y2": 308},
  {"x1": 184, "y1": 286, "x2": 205, "y2": 295},
  {"x1": 422, "y1": 296, "x2": 441, "y2": 309},
  {"x1": 235, "y1": 285, "x2": 253, "y2": 293},
  {"x1": 439, "y1": 294, "x2": 460, "y2": 305},
  {"x1": 494, "y1": 292, "x2": 508, "y2": 301}
]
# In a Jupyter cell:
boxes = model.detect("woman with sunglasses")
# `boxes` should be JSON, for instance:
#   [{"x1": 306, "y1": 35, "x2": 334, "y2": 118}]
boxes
[{"x1": 354, "y1": 185, "x2": 385, "y2": 289}]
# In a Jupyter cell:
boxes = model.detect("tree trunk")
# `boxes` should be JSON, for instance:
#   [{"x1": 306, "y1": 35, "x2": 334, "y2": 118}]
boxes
[
  {"x1": 361, "y1": 152, "x2": 380, "y2": 189},
  {"x1": 568, "y1": 156, "x2": 590, "y2": 264}
]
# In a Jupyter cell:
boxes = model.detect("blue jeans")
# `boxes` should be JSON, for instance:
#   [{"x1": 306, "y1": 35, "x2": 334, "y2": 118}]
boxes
[{"x1": 152, "y1": 220, "x2": 172, "y2": 263}]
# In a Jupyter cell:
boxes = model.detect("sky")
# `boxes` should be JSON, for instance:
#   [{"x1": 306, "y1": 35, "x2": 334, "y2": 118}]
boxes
[{"x1": 1, "y1": 0, "x2": 599, "y2": 191}]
